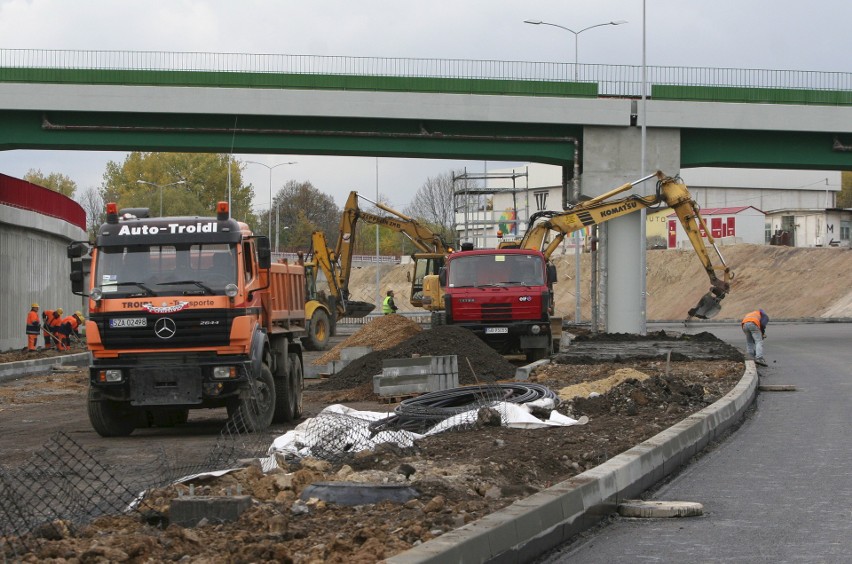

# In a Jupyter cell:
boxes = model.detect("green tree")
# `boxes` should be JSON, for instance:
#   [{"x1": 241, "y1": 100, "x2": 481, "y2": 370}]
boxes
[
  {"x1": 838, "y1": 171, "x2": 852, "y2": 208},
  {"x1": 271, "y1": 180, "x2": 340, "y2": 251},
  {"x1": 101, "y1": 152, "x2": 254, "y2": 220},
  {"x1": 24, "y1": 169, "x2": 77, "y2": 198}
]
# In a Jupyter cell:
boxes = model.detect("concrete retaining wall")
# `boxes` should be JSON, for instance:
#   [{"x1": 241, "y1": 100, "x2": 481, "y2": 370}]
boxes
[{"x1": 1, "y1": 204, "x2": 87, "y2": 351}]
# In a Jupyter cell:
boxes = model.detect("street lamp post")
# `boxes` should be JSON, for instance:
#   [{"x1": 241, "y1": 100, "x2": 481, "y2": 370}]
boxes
[
  {"x1": 136, "y1": 179, "x2": 187, "y2": 216},
  {"x1": 523, "y1": 19, "x2": 627, "y2": 81},
  {"x1": 244, "y1": 160, "x2": 296, "y2": 247},
  {"x1": 524, "y1": 17, "x2": 626, "y2": 325}
]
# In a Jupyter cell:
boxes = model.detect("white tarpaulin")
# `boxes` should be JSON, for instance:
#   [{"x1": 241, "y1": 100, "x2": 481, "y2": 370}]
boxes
[{"x1": 268, "y1": 402, "x2": 588, "y2": 459}]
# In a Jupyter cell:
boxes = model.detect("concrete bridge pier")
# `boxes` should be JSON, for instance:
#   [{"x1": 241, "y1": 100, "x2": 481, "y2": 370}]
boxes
[{"x1": 581, "y1": 126, "x2": 681, "y2": 334}]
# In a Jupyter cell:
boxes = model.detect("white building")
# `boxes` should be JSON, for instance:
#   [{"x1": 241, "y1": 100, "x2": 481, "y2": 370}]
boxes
[
  {"x1": 665, "y1": 206, "x2": 766, "y2": 249},
  {"x1": 764, "y1": 208, "x2": 851, "y2": 248}
]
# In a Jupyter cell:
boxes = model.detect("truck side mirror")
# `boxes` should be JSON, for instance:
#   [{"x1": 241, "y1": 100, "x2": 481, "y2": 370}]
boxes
[
  {"x1": 67, "y1": 241, "x2": 89, "y2": 259},
  {"x1": 547, "y1": 263, "x2": 558, "y2": 284},
  {"x1": 256, "y1": 236, "x2": 271, "y2": 269},
  {"x1": 438, "y1": 267, "x2": 447, "y2": 287},
  {"x1": 70, "y1": 261, "x2": 85, "y2": 294}
]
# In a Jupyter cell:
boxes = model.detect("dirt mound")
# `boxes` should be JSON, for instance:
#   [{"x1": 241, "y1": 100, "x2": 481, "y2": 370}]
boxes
[
  {"x1": 572, "y1": 374, "x2": 711, "y2": 418},
  {"x1": 312, "y1": 325, "x2": 517, "y2": 393},
  {"x1": 313, "y1": 314, "x2": 422, "y2": 366}
]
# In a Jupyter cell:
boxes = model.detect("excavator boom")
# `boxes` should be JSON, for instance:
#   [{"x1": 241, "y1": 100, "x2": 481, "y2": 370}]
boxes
[
  {"x1": 338, "y1": 191, "x2": 452, "y2": 309},
  {"x1": 515, "y1": 171, "x2": 734, "y2": 320}
]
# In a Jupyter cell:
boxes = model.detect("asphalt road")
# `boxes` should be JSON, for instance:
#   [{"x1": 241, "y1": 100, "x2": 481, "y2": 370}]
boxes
[{"x1": 539, "y1": 321, "x2": 852, "y2": 563}]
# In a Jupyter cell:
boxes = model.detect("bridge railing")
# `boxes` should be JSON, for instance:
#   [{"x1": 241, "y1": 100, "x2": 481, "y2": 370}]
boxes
[{"x1": 0, "y1": 48, "x2": 849, "y2": 100}]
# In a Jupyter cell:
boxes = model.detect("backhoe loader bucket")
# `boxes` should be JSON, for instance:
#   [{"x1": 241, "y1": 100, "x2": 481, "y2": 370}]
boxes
[
  {"x1": 687, "y1": 292, "x2": 723, "y2": 320},
  {"x1": 343, "y1": 301, "x2": 376, "y2": 318}
]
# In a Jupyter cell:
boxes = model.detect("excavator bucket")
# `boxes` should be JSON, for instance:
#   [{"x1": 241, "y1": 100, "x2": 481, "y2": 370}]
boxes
[
  {"x1": 687, "y1": 292, "x2": 723, "y2": 320},
  {"x1": 343, "y1": 300, "x2": 376, "y2": 318}
]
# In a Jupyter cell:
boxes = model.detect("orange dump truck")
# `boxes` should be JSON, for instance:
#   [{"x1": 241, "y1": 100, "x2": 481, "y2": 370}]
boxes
[{"x1": 68, "y1": 201, "x2": 305, "y2": 437}]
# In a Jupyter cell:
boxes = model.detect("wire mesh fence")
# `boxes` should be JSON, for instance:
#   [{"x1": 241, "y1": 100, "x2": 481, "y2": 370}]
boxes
[{"x1": 0, "y1": 403, "x2": 271, "y2": 560}]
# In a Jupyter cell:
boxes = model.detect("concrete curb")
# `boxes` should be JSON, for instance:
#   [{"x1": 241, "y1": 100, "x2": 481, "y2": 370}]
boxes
[
  {"x1": 388, "y1": 362, "x2": 758, "y2": 564},
  {"x1": 0, "y1": 352, "x2": 89, "y2": 383}
]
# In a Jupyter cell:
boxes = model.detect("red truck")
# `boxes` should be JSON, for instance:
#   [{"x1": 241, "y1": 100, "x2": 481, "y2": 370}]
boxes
[
  {"x1": 68, "y1": 201, "x2": 305, "y2": 436},
  {"x1": 433, "y1": 244, "x2": 560, "y2": 362}
]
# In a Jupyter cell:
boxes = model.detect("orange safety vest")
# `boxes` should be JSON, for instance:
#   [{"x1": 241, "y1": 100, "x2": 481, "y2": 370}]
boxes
[
  {"x1": 49, "y1": 313, "x2": 64, "y2": 330},
  {"x1": 62, "y1": 315, "x2": 80, "y2": 332},
  {"x1": 741, "y1": 310, "x2": 763, "y2": 329},
  {"x1": 26, "y1": 310, "x2": 40, "y2": 334}
]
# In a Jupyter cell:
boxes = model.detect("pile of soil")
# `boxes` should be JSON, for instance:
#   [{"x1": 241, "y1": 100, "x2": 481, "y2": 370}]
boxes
[
  {"x1": 311, "y1": 325, "x2": 517, "y2": 396},
  {"x1": 313, "y1": 314, "x2": 422, "y2": 366}
]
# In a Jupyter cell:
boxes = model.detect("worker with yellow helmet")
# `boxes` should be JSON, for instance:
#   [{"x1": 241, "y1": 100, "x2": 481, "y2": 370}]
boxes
[
  {"x1": 59, "y1": 310, "x2": 85, "y2": 351},
  {"x1": 25, "y1": 303, "x2": 40, "y2": 351},
  {"x1": 49, "y1": 308, "x2": 67, "y2": 350}
]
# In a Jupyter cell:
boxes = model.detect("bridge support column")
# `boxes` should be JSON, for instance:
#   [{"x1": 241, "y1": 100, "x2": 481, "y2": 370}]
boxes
[{"x1": 581, "y1": 126, "x2": 680, "y2": 334}]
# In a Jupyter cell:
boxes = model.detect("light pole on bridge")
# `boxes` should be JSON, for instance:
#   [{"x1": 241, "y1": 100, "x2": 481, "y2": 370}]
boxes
[{"x1": 523, "y1": 19, "x2": 627, "y2": 81}]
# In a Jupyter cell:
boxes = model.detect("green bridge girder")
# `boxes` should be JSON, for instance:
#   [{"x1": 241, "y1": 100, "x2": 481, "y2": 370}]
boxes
[
  {"x1": 0, "y1": 110, "x2": 583, "y2": 166},
  {"x1": 3, "y1": 109, "x2": 850, "y2": 171}
]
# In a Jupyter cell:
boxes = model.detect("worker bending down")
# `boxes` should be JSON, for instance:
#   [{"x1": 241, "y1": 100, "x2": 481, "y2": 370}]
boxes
[{"x1": 59, "y1": 311, "x2": 85, "y2": 350}]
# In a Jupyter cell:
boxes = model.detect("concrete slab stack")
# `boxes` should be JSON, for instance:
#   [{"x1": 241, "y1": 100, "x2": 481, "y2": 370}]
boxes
[{"x1": 373, "y1": 355, "x2": 459, "y2": 397}]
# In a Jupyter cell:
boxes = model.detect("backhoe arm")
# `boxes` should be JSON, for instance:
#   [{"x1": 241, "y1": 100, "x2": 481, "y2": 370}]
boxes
[
  {"x1": 657, "y1": 173, "x2": 734, "y2": 319},
  {"x1": 517, "y1": 171, "x2": 734, "y2": 319}
]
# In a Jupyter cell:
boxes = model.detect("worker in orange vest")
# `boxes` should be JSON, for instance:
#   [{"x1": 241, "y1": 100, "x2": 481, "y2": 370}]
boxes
[
  {"x1": 59, "y1": 311, "x2": 85, "y2": 350},
  {"x1": 26, "y1": 303, "x2": 41, "y2": 351},
  {"x1": 42, "y1": 308, "x2": 57, "y2": 349},
  {"x1": 49, "y1": 308, "x2": 67, "y2": 351},
  {"x1": 741, "y1": 309, "x2": 769, "y2": 366}
]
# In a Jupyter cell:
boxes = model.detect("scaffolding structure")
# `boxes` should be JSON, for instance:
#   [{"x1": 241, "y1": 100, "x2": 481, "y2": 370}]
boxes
[{"x1": 452, "y1": 167, "x2": 530, "y2": 249}]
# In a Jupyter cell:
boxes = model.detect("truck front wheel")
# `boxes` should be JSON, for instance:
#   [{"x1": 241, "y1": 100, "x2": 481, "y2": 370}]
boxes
[
  {"x1": 88, "y1": 388, "x2": 136, "y2": 437},
  {"x1": 229, "y1": 363, "x2": 275, "y2": 432},
  {"x1": 303, "y1": 309, "x2": 330, "y2": 351}
]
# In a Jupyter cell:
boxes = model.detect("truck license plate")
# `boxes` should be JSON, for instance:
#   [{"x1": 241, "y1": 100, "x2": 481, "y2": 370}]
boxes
[
  {"x1": 485, "y1": 327, "x2": 508, "y2": 334},
  {"x1": 110, "y1": 317, "x2": 147, "y2": 328}
]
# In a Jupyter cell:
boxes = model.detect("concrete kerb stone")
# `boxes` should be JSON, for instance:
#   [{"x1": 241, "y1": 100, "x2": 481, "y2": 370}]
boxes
[
  {"x1": 514, "y1": 358, "x2": 550, "y2": 381},
  {"x1": 0, "y1": 352, "x2": 89, "y2": 383},
  {"x1": 387, "y1": 363, "x2": 758, "y2": 564}
]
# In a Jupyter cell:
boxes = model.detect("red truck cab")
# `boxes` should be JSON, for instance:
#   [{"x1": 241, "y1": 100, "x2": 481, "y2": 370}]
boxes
[{"x1": 438, "y1": 247, "x2": 559, "y2": 362}]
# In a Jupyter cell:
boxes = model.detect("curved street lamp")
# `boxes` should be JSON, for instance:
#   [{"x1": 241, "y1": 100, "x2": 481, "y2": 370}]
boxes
[
  {"x1": 136, "y1": 179, "x2": 187, "y2": 217},
  {"x1": 523, "y1": 19, "x2": 627, "y2": 81},
  {"x1": 244, "y1": 160, "x2": 297, "y2": 251}
]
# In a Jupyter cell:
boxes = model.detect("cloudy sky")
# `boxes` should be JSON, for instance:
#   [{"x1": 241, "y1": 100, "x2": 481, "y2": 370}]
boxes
[{"x1": 0, "y1": 0, "x2": 849, "y2": 210}]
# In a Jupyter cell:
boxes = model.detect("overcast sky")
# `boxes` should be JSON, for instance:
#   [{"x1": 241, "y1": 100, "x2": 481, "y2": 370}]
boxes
[{"x1": 0, "y1": 0, "x2": 849, "y2": 211}]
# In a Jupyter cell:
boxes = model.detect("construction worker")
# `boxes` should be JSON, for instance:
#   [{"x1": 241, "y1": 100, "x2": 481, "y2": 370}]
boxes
[
  {"x1": 382, "y1": 290, "x2": 398, "y2": 315},
  {"x1": 741, "y1": 309, "x2": 769, "y2": 366},
  {"x1": 49, "y1": 308, "x2": 67, "y2": 351},
  {"x1": 42, "y1": 308, "x2": 56, "y2": 349},
  {"x1": 26, "y1": 303, "x2": 41, "y2": 351},
  {"x1": 59, "y1": 311, "x2": 85, "y2": 350}
]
